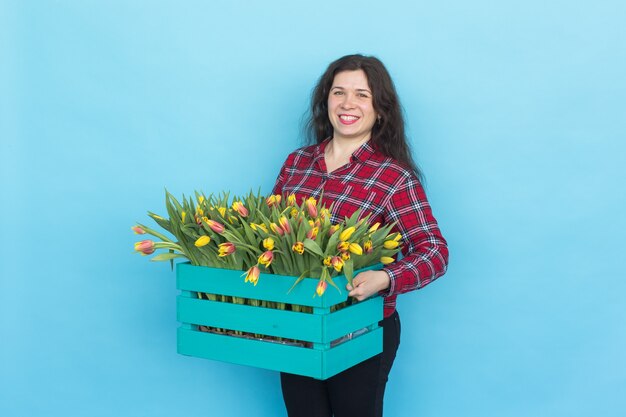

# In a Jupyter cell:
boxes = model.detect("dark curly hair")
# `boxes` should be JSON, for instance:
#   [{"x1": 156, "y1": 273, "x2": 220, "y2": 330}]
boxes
[{"x1": 305, "y1": 54, "x2": 422, "y2": 181}]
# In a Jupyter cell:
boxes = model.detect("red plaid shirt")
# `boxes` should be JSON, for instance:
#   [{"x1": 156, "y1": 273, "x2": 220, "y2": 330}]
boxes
[{"x1": 273, "y1": 139, "x2": 449, "y2": 318}]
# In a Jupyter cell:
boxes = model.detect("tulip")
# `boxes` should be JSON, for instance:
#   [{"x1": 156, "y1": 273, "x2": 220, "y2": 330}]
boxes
[
  {"x1": 316, "y1": 280, "x2": 328, "y2": 297},
  {"x1": 198, "y1": 195, "x2": 205, "y2": 204},
  {"x1": 250, "y1": 222, "x2": 269, "y2": 233},
  {"x1": 337, "y1": 241, "x2": 349, "y2": 252},
  {"x1": 244, "y1": 265, "x2": 260, "y2": 286},
  {"x1": 194, "y1": 235, "x2": 211, "y2": 247},
  {"x1": 339, "y1": 226, "x2": 356, "y2": 242},
  {"x1": 205, "y1": 219, "x2": 225, "y2": 234},
  {"x1": 131, "y1": 226, "x2": 146, "y2": 235},
  {"x1": 134, "y1": 240, "x2": 155, "y2": 255},
  {"x1": 381, "y1": 256, "x2": 395, "y2": 265},
  {"x1": 320, "y1": 208, "x2": 330, "y2": 219},
  {"x1": 263, "y1": 237, "x2": 275, "y2": 251},
  {"x1": 393, "y1": 233, "x2": 402, "y2": 242},
  {"x1": 218, "y1": 242, "x2": 236, "y2": 257},
  {"x1": 364, "y1": 240, "x2": 373, "y2": 254},
  {"x1": 323, "y1": 256, "x2": 332, "y2": 267},
  {"x1": 196, "y1": 205, "x2": 204, "y2": 216},
  {"x1": 368, "y1": 222, "x2": 381, "y2": 233},
  {"x1": 348, "y1": 243, "x2": 363, "y2": 255},
  {"x1": 217, "y1": 207, "x2": 227, "y2": 217},
  {"x1": 232, "y1": 201, "x2": 249, "y2": 217},
  {"x1": 258, "y1": 250, "x2": 274, "y2": 267},
  {"x1": 266, "y1": 194, "x2": 281, "y2": 207},
  {"x1": 292, "y1": 242, "x2": 304, "y2": 255},
  {"x1": 307, "y1": 227, "x2": 319, "y2": 240},
  {"x1": 287, "y1": 194, "x2": 297, "y2": 206},
  {"x1": 279, "y1": 216, "x2": 291, "y2": 234},
  {"x1": 270, "y1": 222, "x2": 284, "y2": 236},
  {"x1": 305, "y1": 197, "x2": 318, "y2": 218},
  {"x1": 181, "y1": 211, "x2": 187, "y2": 222},
  {"x1": 331, "y1": 256, "x2": 344, "y2": 272},
  {"x1": 383, "y1": 240, "x2": 399, "y2": 249},
  {"x1": 341, "y1": 252, "x2": 351, "y2": 261},
  {"x1": 328, "y1": 224, "x2": 340, "y2": 236}
]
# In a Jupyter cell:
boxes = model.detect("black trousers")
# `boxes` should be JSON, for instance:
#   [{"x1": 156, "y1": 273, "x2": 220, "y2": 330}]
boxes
[{"x1": 280, "y1": 311, "x2": 401, "y2": 417}]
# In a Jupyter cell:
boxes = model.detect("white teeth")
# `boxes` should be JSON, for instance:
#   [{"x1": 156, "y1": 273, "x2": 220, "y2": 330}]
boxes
[{"x1": 340, "y1": 115, "x2": 358, "y2": 121}]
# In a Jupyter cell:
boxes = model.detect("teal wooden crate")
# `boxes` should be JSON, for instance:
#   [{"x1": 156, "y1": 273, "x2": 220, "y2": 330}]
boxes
[{"x1": 176, "y1": 263, "x2": 384, "y2": 380}]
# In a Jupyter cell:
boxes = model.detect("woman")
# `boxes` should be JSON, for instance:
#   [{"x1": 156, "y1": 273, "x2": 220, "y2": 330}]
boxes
[{"x1": 272, "y1": 54, "x2": 449, "y2": 417}]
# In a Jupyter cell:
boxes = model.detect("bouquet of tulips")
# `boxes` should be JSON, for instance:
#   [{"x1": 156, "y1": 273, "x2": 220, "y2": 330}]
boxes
[{"x1": 133, "y1": 190, "x2": 402, "y2": 297}]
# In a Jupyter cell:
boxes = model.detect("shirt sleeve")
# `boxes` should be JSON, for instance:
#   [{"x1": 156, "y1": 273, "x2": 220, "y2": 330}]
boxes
[
  {"x1": 272, "y1": 154, "x2": 292, "y2": 195},
  {"x1": 379, "y1": 174, "x2": 449, "y2": 297}
]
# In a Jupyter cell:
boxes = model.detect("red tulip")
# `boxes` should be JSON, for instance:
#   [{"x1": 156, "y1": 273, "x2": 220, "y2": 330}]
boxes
[
  {"x1": 218, "y1": 242, "x2": 236, "y2": 257},
  {"x1": 134, "y1": 240, "x2": 155, "y2": 255}
]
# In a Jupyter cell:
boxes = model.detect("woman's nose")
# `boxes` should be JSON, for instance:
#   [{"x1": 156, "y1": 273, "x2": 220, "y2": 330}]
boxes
[{"x1": 340, "y1": 93, "x2": 356, "y2": 108}]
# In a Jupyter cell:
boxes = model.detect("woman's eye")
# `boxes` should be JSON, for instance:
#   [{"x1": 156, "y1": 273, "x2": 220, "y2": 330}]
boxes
[{"x1": 333, "y1": 91, "x2": 343, "y2": 95}]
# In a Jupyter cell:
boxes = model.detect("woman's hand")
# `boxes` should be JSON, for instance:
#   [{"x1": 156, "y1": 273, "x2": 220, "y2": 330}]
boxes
[{"x1": 346, "y1": 270, "x2": 391, "y2": 301}]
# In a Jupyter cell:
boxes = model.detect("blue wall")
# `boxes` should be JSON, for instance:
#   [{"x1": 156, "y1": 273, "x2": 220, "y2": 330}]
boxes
[{"x1": 2, "y1": 1, "x2": 625, "y2": 416}]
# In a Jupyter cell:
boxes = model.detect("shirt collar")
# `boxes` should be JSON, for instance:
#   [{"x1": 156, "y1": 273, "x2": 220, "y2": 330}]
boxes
[{"x1": 315, "y1": 138, "x2": 376, "y2": 166}]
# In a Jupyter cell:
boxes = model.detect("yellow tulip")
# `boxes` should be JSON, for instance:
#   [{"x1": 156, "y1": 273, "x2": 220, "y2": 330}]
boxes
[
  {"x1": 251, "y1": 223, "x2": 268, "y2": 233},
  {"x1": 348, "y1": 243, "x2": 363, "y2": 255},
  {"x1": 194, "y1": 236, "x2": 211, "y2": 247},
  {"x1": 266, "y1": 194, "x2": 281, "y2": 207},
  {"x1": 331, "y1": 256, "x2": 344, "y2": 272},
  {"x1": 339, "y1": 226, "x2": 356, "y2": 242},
  {"x1": 244, "y1": 265, "x2": 260, "y2": 286},
  {"x1": 218, "y1": 243, "x2": 236, "y2": 257},
  {"x1": 217, "y1": 207, "x2": 227, "y2": 217},
  {"x1": 364, "y1": 240, "x2": 373, "y2": 253},
  {"x1": 307, "y1": 227, "x2": 319, "y2": 240},
  {"x1": 341, "y1": 252, "x2": 351, "y2": 261},
  {"x1": 316, "y1": 280, "x2": 327, "y2": 297},
  {"x1": 393, "y1": 233, "x2": 402, "y2": 242},
  {"x1": 383, "y1": 240, "x2": 399, "y2": 249},
  {"x1": 181, "y1": 211, "x2": 187, "y2": 222},
  {"x1": 381, "y1": 256, "x2": 395, "y2": 265},
  {"x1": 323, "y1": 256, "x2": 332, "y2": 267},
  {"x1": 279, "y1": 216, "x2": 291, "y2": 234},
  {"x1": 292, "y1": 242, "x2": 305, "y2": 255},
  {"x1": 263, "y1": 237, "x2": 275, "y2": 251},
  {"x1": 337, "y1": 241, "x2": 349, "y2": 252},
  {"x1": 287, "y1": 194, "x2": 297, "y2": 206},
  {"x1": 368, "y1": 222, "x2": 380, "y2": 233},
  {"x1": 258, "y1": 250, "x2": 274, "y2": 267}
]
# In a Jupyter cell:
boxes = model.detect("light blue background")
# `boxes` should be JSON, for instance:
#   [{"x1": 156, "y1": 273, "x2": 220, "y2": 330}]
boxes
[{"x1": 2, "y1": 1, "x2": 625, "y2": 416}]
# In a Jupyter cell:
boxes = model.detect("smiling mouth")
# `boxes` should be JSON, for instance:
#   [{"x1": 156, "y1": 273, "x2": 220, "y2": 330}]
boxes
[{"x1": 339, "y1": 115, "x2": 359, "y2": 124}]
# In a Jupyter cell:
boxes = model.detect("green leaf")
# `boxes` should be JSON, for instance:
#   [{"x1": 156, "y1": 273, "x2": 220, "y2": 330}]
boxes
[
  {"x1": 151, "y1": 253, "x2": 186, "y2": 262},
  {"x1": 303, "y1": 238, "x2": 324, "y2": 257},
  {"x1": 343, "y1": 259, "x2": 354, "y2": 286},
  {"x1": 287, "y1": 271, "x2": 309, "y2": 294},
  {"x1": 325, "y1": 229, "x2": 340, "y2": 257}
]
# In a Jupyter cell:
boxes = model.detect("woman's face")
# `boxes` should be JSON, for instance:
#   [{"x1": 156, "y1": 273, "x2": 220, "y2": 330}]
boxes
[{"x1": 327, "y1": 70, "x2": 377, "y2": 143}]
